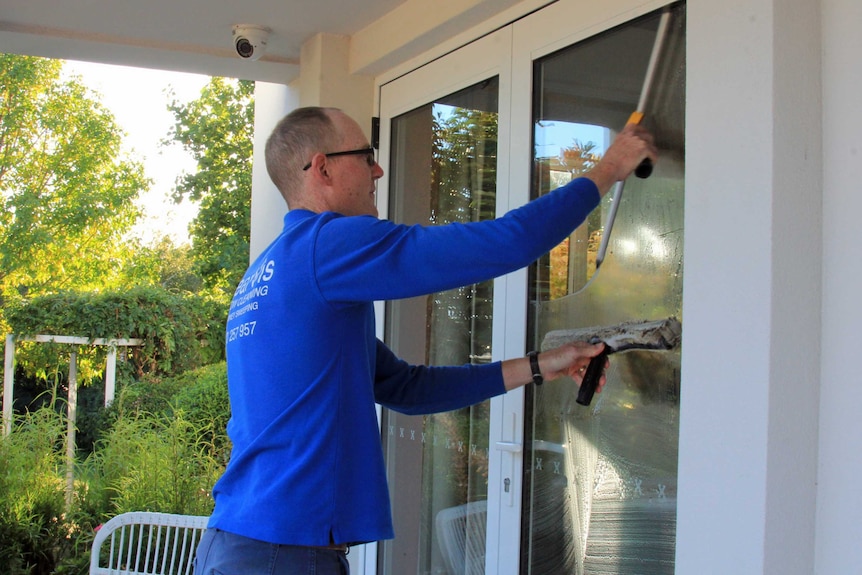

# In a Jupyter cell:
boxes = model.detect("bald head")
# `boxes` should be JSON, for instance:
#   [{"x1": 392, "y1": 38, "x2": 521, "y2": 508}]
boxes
[{"x1": 265, "y1": 106, "x2": 341, "y2": 206}]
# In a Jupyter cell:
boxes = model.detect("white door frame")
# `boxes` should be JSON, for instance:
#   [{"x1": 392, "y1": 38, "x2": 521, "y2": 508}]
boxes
[
  {"x1": 372, "y1": 1, "x2": 675, "y2": 573},
  {"x1": 376, "y1": 25, "x2": 523, "y2": 574}
]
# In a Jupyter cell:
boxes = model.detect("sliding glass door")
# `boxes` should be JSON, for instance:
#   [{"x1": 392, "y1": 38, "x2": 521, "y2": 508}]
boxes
[
  {"x1": 377, "y1": 28, "x2": 513, "y2": 575},
  {"x1": 375, "y1": 2, "x2": 685, "y2": 573},
  {"x1": 521, "y1": 5, "x2": 686, "y2": 574}
]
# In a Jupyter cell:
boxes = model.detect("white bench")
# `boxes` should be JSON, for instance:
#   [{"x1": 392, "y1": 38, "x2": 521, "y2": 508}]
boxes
[{"x1": 89, "y1": 511, "x2": 209, "y2": 575}]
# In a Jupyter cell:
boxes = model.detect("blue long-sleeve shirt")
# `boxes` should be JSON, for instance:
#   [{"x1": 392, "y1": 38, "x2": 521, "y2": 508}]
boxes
[{"x1": 207, "y1": 176, "x2": 600, "y2": 545}]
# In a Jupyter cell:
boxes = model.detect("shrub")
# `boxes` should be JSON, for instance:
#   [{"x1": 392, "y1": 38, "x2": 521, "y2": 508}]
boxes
[
  {"x1": 0, "y1": 362, "x2": 231, "y2": 571},
  {"x1": 170, "y1": 362, "x2": 230, "y2": 464},
  {"x1": 5, "y1": 286, "x2": 227, "y2": 387},
  {"x1": 94, "y1": 411, "x2": 223, "y2": 517},
  {"x1": 0, "y1": 409, "x2": 84, "y2": 574}
]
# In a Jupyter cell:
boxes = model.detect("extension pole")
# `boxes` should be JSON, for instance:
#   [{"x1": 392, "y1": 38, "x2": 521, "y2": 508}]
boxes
[{"x1": 594, "y1": 7, "x2": 672, "y2": 272}]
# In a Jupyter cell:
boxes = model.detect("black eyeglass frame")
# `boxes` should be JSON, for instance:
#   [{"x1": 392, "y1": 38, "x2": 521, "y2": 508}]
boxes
[{"x1": 302, "y1": 147, "x2": 376, "y2": 171}]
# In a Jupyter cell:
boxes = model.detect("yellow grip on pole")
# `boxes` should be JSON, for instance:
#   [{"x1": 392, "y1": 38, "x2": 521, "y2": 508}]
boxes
[{"x1": 627, "y1": 110, "x2": 652, "y2": 178}]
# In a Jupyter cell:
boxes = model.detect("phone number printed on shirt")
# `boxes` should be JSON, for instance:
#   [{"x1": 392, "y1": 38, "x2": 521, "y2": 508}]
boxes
[{"x1": 228, "y1": 321, "x2": 257, "y2": 342}]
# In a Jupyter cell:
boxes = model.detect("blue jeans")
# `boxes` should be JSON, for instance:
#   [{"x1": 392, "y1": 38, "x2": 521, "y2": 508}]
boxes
[{"x1": 194, "y1": 529, "x2": 350, "y2": 575}]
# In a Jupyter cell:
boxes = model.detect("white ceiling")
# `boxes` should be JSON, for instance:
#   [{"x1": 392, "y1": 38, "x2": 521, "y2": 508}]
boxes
[{"x1": 0, "y1": 0, "x2": 408, "y2": 83}]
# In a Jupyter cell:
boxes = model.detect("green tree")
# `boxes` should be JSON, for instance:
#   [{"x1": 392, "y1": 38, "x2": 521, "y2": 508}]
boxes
[
  {"x1": 125, "y1": 236, "x2": 204, "y2": 294},
  {"x1": 429, "y1": 106, "x2": 498, "y2": 366},
  {"x1": 166, "y1": 77, "x2": 254, "y2": 293},
  {"x1": 0, "y1": 54, "x2": 150, "y2": 300}
]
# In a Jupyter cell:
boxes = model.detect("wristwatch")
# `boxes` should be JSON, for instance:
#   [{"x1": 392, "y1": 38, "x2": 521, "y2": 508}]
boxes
[{"x1": 527, "y1": 351, "x2": 544, "y2": 386}]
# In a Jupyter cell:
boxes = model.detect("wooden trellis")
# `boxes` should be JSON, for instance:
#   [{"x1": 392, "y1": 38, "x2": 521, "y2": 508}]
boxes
[{"x1": 2, "y1": 334, "x2": 142, "y2": 510}]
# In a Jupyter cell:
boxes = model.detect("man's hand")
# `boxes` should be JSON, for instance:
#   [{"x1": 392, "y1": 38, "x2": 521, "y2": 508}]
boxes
[
  {"x1": 503, "y1": 341, "x2": 608, "y2": 392},
  {"x1": 585, "y1": 124, "x2": 658, "y2": 196},
  {"x1": 540, "y1": 341, "x2": 608, "y2": 391}
]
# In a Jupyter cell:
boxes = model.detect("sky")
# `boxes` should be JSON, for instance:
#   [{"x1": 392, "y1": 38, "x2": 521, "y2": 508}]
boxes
[
  {"x1": 535, "y1": 120, "x2": 609, "y2": 159},
  {"x1": 62, "y1": 60, "x2": 211, "y2": 245},
  {"x1": 58, "y1": 64, "x2": 607, "y2": 247}
]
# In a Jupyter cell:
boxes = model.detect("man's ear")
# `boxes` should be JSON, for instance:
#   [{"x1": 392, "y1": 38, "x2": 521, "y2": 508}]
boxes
[{"x1": 306, "y1": 153, "x2": 334, "y2": 183}]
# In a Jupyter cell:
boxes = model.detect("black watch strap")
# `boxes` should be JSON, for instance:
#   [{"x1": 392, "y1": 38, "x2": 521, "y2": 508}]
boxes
[{"x1": 527, "y1": 351, "x2": 544, "y2": 386}]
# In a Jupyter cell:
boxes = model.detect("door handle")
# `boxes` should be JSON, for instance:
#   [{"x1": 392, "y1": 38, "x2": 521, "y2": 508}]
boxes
[{"x1": 495, "y1": 441, "x2": 522, "y2": 453}]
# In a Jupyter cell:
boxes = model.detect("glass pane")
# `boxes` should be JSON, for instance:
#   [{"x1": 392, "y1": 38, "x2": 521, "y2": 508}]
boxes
[
  {"x1": 380, "y1": 77, "x2": 499, "y2": 575},
  {"x1": 522, "y1": 4, "x2": 685, "y2": 575}
]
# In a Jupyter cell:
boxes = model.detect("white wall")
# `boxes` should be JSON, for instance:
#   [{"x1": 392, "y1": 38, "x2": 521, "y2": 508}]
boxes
[
  {"x1": 678, "y1": 0, "x2": 774, "y2": 569},
  {"x1": 248, "y1": 81, "x2": 296, "y2": 261},
  {"x1": 678, "y1": 0, "x2": 822, "y2": 572},
  {"x1": 817, "y1": 0, "x2": 862, "y2": 572}
]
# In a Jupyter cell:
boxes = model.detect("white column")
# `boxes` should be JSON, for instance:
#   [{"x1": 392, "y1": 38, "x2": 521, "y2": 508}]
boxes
[
  {"x1": 249, "y1": 81, "x2": 298, "y2": 261},
  {"x1": 104, "y1": 345, "x2": 117, "y2": 407},
  {"x1": 817, "y1": 0, "x2": 862, "y2": 571},
  {"x1": 65, "y1": 350, "x2": 78, "y2": 512},
  {"x1": 3, "y1": 334, "x2": 14, "y2": 436},
  {"x1": 678, "y1": 0, "x2": 822, "y2": 573},
  {"x1": 299, "y1": 33, "x2": 374, "y2": 125}
]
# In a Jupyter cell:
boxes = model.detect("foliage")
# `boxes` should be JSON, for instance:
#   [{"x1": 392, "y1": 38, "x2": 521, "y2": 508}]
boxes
[
  {"x1": 0, "y1": 54, "x2": 151, "y2": 301},
  {"x1": 90, "y1": 363, "x2": 229, "y2": 519},
  {"x1": 170, "y1": 362, "x2": 231, "y2": 464},
  {"x1": 149, "y1": 237, "x2": 205, "y2": 293},
  {"x1": 103, "y1": 362, "x2": 230, "y2": 462},
  {"x1": 0, "y1": 362, "x2": 231, "y2": 573},
  {"x1": 559, "y1": 139, "x2": 601, "y2": 174},
  {"x1": 0, "y1": 55, "x2": 248, "y2": 573},
  {"x1": 166, "y1": 77, "x2": 255, "y2": 294},
  {"x1": 560, "y1": 139, "x2": 603, "y2": 232},
  {"x1": 428, "y1": 106, "x2": 497, "y2": 365},
  {"x1": 0, "y1": 409, "x2": 83, "y2": 574},
  {"x1": 93, "y1": 411, "x2": 223, "y2": 517},
  {"x1": 542, "y1": 139, "x2": 604, "y2": 298},
  {"x1": 5, "y1": 286, "x2": 227, "y2": 386},
  {"x1": 103, "y1": 376, "x2": 184, "y2": 426},
  {"x1": 419, "y1": 106, "x2": 496, "y2": 513},
  {"x1": 0, "y1": 56, "x2": 249, "y2": 572},
  {"x1": 121, "y1": 236, "x2": 205, "y2": 294}
]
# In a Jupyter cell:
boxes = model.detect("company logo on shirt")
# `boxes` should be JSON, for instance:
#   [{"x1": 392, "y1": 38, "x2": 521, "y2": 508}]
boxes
[
  {"x1": 228, "y1": 259, "x2": 275, "y2": 326},
  {"x1": 234, "y1": 259, "x2": 275, "y2": 296}
]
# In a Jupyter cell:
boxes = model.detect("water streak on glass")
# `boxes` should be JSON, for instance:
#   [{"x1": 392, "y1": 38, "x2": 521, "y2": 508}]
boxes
[{"x1": 523, "y1": 4, "x2": 686, "y2": 574}]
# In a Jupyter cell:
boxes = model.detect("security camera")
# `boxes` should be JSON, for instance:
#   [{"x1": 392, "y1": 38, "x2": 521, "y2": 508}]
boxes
[{"x1": 232, "y1": 25, "x2": 270, "y2": 61}]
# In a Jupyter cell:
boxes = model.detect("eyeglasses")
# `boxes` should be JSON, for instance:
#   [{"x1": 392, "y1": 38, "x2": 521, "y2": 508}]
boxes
[{"x1": 303, "y1": 147, "x2": 376, "y2": 171}]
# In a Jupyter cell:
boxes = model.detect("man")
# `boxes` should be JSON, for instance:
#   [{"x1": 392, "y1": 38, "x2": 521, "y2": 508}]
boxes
[{"x1": 194, "y1": 106, "x2": 656, "y2": 575}]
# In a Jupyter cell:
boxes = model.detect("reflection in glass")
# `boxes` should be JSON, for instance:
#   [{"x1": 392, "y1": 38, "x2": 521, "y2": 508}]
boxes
[
  {"x1": 523, "y1": 4, "x2": 686, "y2": 574},
  {"x1": 381, "y1": 78, "x2": 499, "y2": 575}
]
